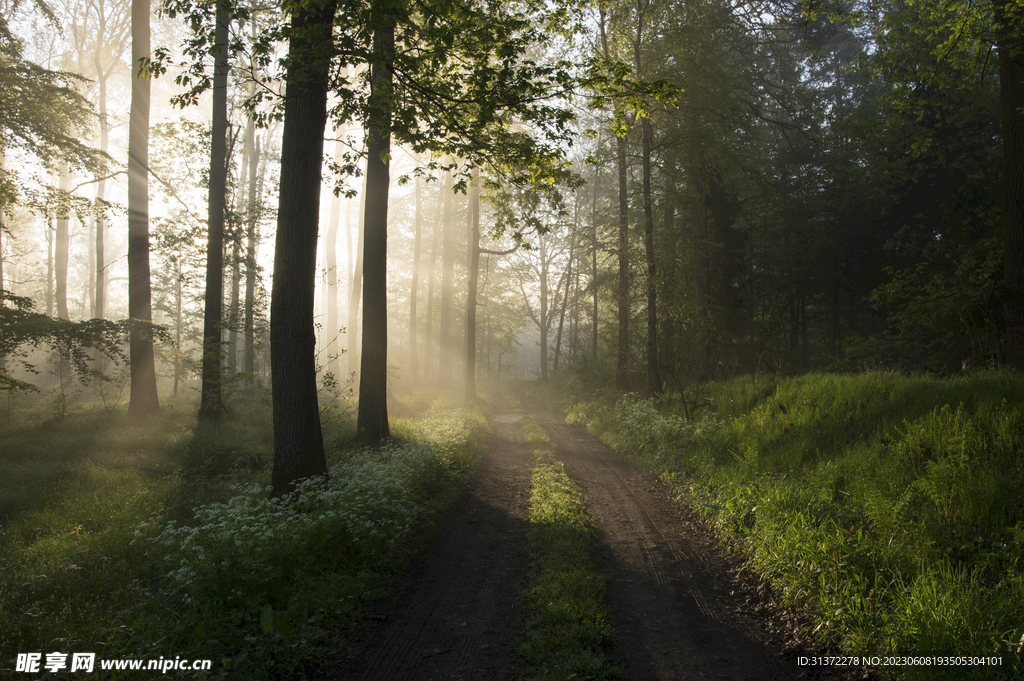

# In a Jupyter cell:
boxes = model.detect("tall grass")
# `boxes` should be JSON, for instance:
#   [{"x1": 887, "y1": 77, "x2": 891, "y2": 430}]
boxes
[
  {"x1": 558, "y1": 371, "x2": 1024, "y2": 680},
  {"x1": 0, "y1": 394, "x2": 487, "y2": 679}
]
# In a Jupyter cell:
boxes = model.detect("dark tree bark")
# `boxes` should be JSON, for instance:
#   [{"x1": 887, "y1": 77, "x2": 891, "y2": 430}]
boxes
[
  {"x1": 994, "y1": 0, "x2": 1024, "y2": 370},
  {"x1": 270, "y1": 0, "x2": 337, "y2": 496},
  {"x1": 127, "y1": 0, "x2": 159, "y2": 416},
  {"x1": 199, "y1": 0, "x2": 230, "y2": 420},
  {"x1": 355, "y1": 17, "x2": 395, "y2": 446}
]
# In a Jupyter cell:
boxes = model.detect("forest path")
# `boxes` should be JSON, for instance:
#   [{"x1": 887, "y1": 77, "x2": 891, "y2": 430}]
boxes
[
  {"x1": 512, "y1": 387, "x2": 801, "y2": 681},
  {"x1": 327, "y1": 382, "x2": 859, "y2": 680},
  {"x1": 326, "y1": 388, "x2": 532, "y2": 681}
]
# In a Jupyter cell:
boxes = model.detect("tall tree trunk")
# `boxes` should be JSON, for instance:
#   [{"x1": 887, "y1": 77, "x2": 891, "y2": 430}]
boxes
[
  {"x1": 994, "y1": 0, "x2": 1024, "y2": 370},
  {"x1": 554, "y1": 239, "x2": 572, "y2": 374},
  {"x1": 199, "y1": 0, "x2": 230, "y2": 420},
  {"x1": 540, "y1": 248, "x2": 549, "y2": 380},
  {"x1": 270, "y1": 0, "x2": 336, "y2": 496},
  {"x1": 599, "y1": 7, "x2": 630, "y2": 391},
  {"x1": 423, "y1": 174, "x2": 447, "y2": 379},
  {"x1": 0, "y1": 149, "x2": 5, "y2": 297},
  {"x1": 229, "y1": 232, "x2": 241, "y2": 372},
  {"x1": 127, "y1": 0, "x2": 159, "y2": 416},
  {"x1": 174, "y1": 259, "x2": 182, "y2": 395},
  {"x1": 615, "y1": 133, "x2": 629, "y2": 390},
  {"x1": 348, "y1": 173, "x2": 366, "y2": 377},
  {"x1": 55, "y1": 164, "x2": 71, "y2": 321},
  {"x1": 326, "y1": 137, "x2": 343, "y2": 381},
  {"x1": 356, "y1": 16, "x2": 395, "y2": 446},
  {"x1": 592, "y1": 163, "x2": 599, "y2": 362},
  {"x1": 244, "y1": 129, "x2": 258, "y2": 375},
  {"x1": 640, "y1": 116, "x2": 660, "y2": 395},
  {"x1": 464, "y1": 169, "x2": 480, "y2": 401},
  {"x1": 409, "y1": 173, "x2": 422, "y2": 380},
  {"x1": 46, "y1": 214, "x2": 53, "y2": 316},
  {"x1": 438, "y1": 171, "x2": 455, "y2": 385},
  {"x1": 94, "y1": 57, "x2": 109, "y2": 320}
]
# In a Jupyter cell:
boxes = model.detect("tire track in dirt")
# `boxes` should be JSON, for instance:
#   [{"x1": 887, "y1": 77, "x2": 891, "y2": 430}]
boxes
[
  {"x1": 514, "y1": 388, "x2": 835, "y2": 681},
  {"x1": 326, "y1": 413, "x2": 531, "y2": 681}
]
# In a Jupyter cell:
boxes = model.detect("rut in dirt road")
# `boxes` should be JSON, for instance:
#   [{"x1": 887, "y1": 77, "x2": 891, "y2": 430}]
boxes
[
  {"x1": 326, "y1": 417, "x2": 531, "y2": 681},
  {"x1": 516, "y1": 391, "x2": 804, "y2": 681}
]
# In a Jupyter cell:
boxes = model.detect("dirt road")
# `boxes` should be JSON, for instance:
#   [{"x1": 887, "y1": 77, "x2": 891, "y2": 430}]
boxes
[
  {"x1": 327, "y1": 410, "x2": 531, "y2": 681},
  {"x1": 328, "y1": 384, "x2": 861, "y2": 680}
]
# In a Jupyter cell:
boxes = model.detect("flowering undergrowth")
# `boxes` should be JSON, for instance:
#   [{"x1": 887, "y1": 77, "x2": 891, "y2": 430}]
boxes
[
  {"x1": 132, "y1": 403, "x2": 487, "y2": 679},
  {"x1": 549, "y1": 372, "x2": 1024, "y2": 681},
  {"x1": 0, "y1": 396, "x2": 486, "y2": 680}
]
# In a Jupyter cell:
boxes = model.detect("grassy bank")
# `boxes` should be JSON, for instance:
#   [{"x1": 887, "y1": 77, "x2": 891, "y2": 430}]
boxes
[
  {"x1": 543, "y1": 371, "x2": 1024, "y2": 680},
  {"x1": 0, "y1": 392, "x2": 487, "y2": 679},
  {"x1": 519, "y1": 417, "x2": 624, "y2": 681}
]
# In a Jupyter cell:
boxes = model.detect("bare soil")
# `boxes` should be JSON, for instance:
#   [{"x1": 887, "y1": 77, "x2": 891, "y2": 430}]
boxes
[{"x1": 327, "y1": 383, "x2": 867, "y2": 680}]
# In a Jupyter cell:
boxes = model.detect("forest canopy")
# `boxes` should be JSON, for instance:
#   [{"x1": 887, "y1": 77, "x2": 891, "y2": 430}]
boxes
[{"x1": 0, "y1": 0, "x2": 1021, "y2": 427}]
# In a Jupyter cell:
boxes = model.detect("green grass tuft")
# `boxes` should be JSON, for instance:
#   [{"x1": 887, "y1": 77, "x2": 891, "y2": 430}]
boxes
[{"x1": 519, "y1": 418, "x2": 625, "y2": 681}]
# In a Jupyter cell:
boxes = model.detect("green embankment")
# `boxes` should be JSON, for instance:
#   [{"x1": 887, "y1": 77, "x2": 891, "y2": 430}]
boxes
[
  {"x1": 0, "y1": 393, "x2": 487, "y2": 679},
  {"x1": 540, "y1": 371, "x2": 1024, "y2": 681},
  {"x1": 519, "y1": 417, "x2": 625, "y2": 681}
]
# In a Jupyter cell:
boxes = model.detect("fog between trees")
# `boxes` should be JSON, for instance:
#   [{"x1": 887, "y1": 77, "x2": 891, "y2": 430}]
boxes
[{"x1": 2, "y1": 0, "x2": 1023, "y2": 488}]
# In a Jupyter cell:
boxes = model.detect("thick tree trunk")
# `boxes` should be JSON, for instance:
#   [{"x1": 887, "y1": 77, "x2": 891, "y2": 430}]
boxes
[
  {"x1": 464, "y1": 170, "x2": 480, "y2": 401},
  {"x1": 994, "y1": 0, "x2": 1024, "y2": 370},
  {"x1": 355, "y1": 18, "x2": 395, "y2": 446},
  {"x1": 127, "y1": 0, "x2": 159, "y2": 416},
  {"x1": 270, "y1": 0, "x2": 336, "y2": 495},
  {"x1": 199, "y1": 0, "x2": 230, "y2": 420},
  {"x1": 55, "y1": 164, "x2": 70, "y2": 321}
]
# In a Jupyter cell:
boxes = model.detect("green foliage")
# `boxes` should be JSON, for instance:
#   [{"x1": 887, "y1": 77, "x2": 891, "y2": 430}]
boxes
[
  {"x1": 0, "y1": 12, "x2": 109, "y2": 207},
  {"x1": 520, "y1": 418, "x2": 625, "y2": 681},
  {"x1": 0, "y1": 397, "x2": 487, "y2": 679},
  {"x1": 0, "y1": 289, "x2": 169, "y2": 399},
  {"x1": 560, "y1": 372, "x2": 1024, "y2": 679}
]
